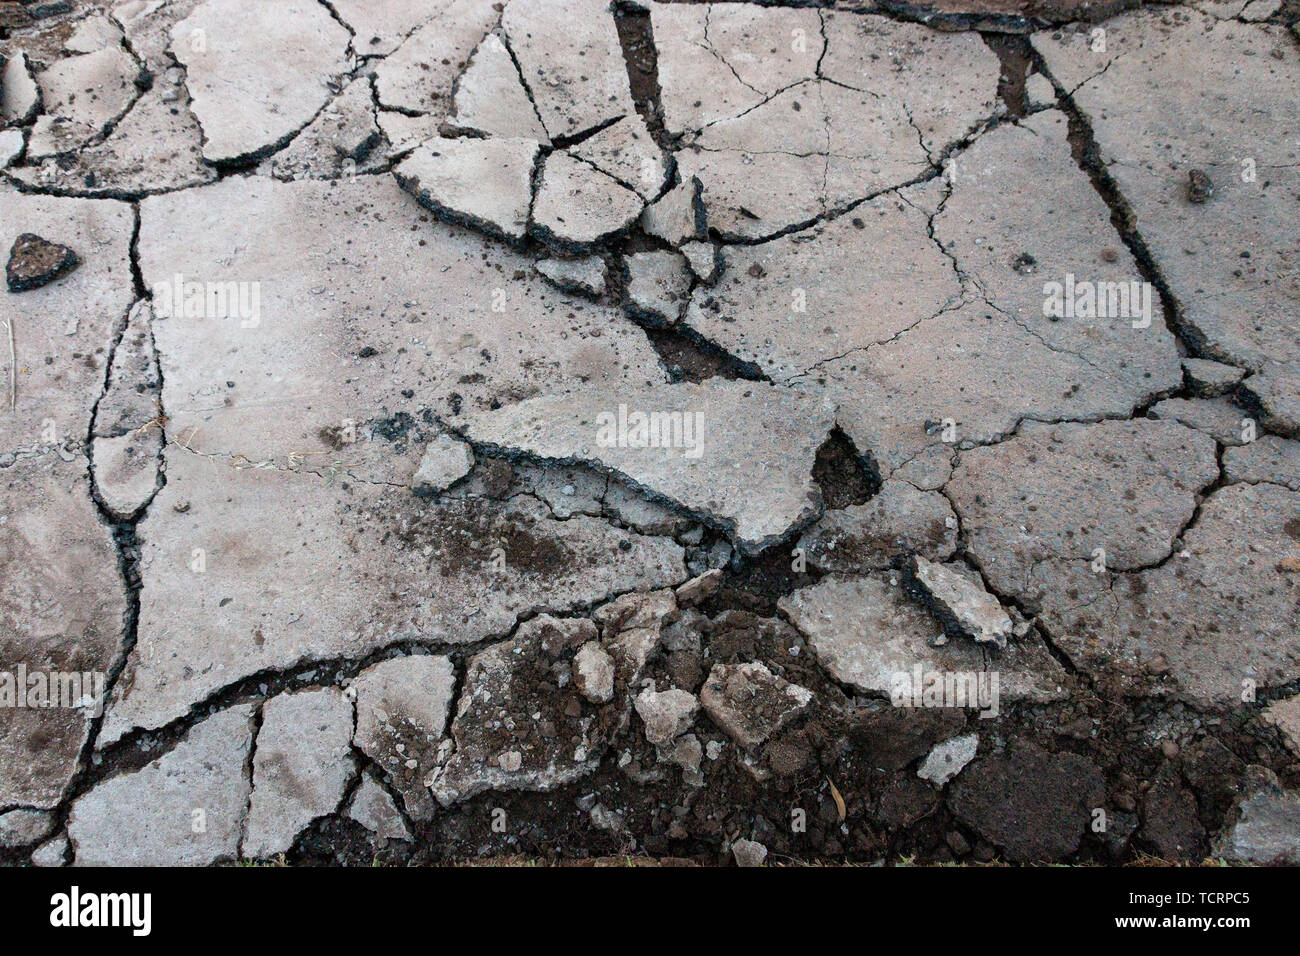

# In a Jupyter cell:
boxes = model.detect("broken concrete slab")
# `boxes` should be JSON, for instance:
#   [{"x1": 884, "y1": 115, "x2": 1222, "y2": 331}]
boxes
[
  {"x1": 502, "y1": 0, "x2": 635, "y2": 140},
  {"x1": 330, "y1": 0, "x2": 448, "y2": 57},
  {"x1": 907, "y1": 556, "x2": 1012, "y2": 649},
  {"x1": 244, "y1": 686, "x2": 355, "y2": 858},
  {"x1": 918, "y1": 733, "x2": 977, "y2": 786},
  {"x1": 65, "y1": 13, "x2": 123, "y2": 55},
  {"x1": 684, "y1": 186, "x2": 959, "y2": 382},
  {"x1": 395, "y1": 136, "x2": 539, "y2": 244},
  {"x1": 91, "y1": 429, "x2": 161, "y2": 519},
  {"x1": 347, "y1": 772, "x2": 411, "y2": 842},
  {"x1": 0, "y1": 128, "x2": 21, "y2": 166},
  {"x1": 531, "y1": 151, "x2": 644, "y2": 250},
  {"x1": 1184, "y1": 357, "x2": 1245, "y2": 398},
  {"x1": 640, "y1": 177, "x2": 704, "y2": 246},
  {"x1": 94, "y1": 300, "x2": 160, "y2": 439},
  {"x1": 33, "y1": 44, "x2": 138, "y2": 140},
  {"x1": 448, "y1": 32, "x2": 548, "y2": 143},
  {"x1": 102, "y1": 451, "x2": 685, "y2": 743},
  {"x1": 136, "y1": 175, "x2": 665, "y2": 477},
  {"x1": 351, "y1": 655, "x2": 453, "y2": 822},
  {"x1": 535, "y1": 255, "x2": 606, "y2": 297},
  {"x1": 650, "y1": 2, "x2": 822, "y2": 135},
  {"x1": 413, "y1": 433, "x2": 475, "y2": 495},
  {"x1": 1150, "y1": 396, "x2": 1252, "y2": 446},
  {"x1": 1035, "y1": 9, "x2": 1300, "y2": 435},
  {"x1": 456, "y1": 378, "x2": 836, "y2": 554},
  {"x1": 0, "y1": 807, "x2": 53, "y2": 847},
  {"x1": 68, "y1": 705, "x2": 255, "y2": 866},
  {"x1": 373, "y1": 0, "x2": 498, "y2": 117},
  {"x1": 795, "y1": 479, "x2": 957, "y2": 574},
  {"x1": 568, "y1": 114, "x2": 666, "y2": 200},
  {"x1": 699, "y1": 661, "x2": 812, "y2": 749},
  {"x1": 948, "y1": 740, "x2": 1104, "y2": 862},
  {"x1": 171, "y1": 0, "x2": 351, "y2": 163},
  {"x1": 433, "y1": 614, "x2": 612, "y2": 804},
  {"x1": 623, "y1": 249, "x2": 690, "y2": 326},
  {"x1": 1223, "y1": 435, "x2": 1300, "y2": 491},
  {"x1": 1, "y1": 50, "x2": 39, "y2": 124},
  {"x1": 948, "y1": 419, "x2": 1219, "y2": 595},
  {"x1": 258, "y1": 78, "x2": 380, "y2": 182},
  {"x1": 30, "y1": 833, "x2": 68, "y2": 867},
  {"x1": 680, "y1": 241, "x2": 719, "y2": 285},
  {"x1": 0, "y1": 453, "x2": 125, "y2": 808}
]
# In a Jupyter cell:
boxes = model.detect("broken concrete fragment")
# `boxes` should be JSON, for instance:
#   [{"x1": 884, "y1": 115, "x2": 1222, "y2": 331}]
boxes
[
  {"x1": 31, "y1": 834, "x2": 68, "y2": 867},
  {"x1": 244, "y1": 687, "x2": 355, "y2": 858},
  {"x1": 434, "y1": 614, "x2": 610, "y2": 804},
  {"x1": 568, "y1": 115, "x2": 665, "y2": 200},
  {"x1": 1024, "y1": 70, "x2": 1055, "y2": 109},
  {"x1": 640, "y1": 178, "x2": 704, "y2": 246},
  {"x1": 348, "y1": 773, "x2": 411, "y2": 842},
  {"x1": 95, "y1": 301, "x2": 161, "y2": 439},
  {"x1": 1184, "y1": 357, "x2": 1245, "y2": 397},
  {"x1": 1213, "y1": 773, "x2": 1300, "y2": 864},
  {"x1": 413, "y1": 433, "x2": 475, "y2": 495},
  {"x1": 328, "y1": 0, "x2": 447, "y2": 56},
  {"x1": 68, "y1": 706, "x2": 255, "y2": 866},
  {"x1": 0, "y1": 808, "x2": 53, "y2": 847},
  {"x1": 449, "y1": 33, "x2": 548, "y2": 143},
  {"x1": 351, "y1": 655, "x2": 455, "y2": 821},
  {"x1": 796, "y1": 480, "x2": 958, "y2": 574},
  {"x1": 918, "y1": 734, "x2": 977, "y2": 787},
  {"x1": 259, "y1": 78, "x2": 381, "y2": 182},
  {"x1": 573, "y1": 642, "x2": 615, "y2": 704},
  {"x1": 699, "y1": 661, "x2": 812, "y2": 750},
  {"x1": 65, "y1": 13, "x2": 123, "y2": 54},
  {"x1": 634, "y1": 687, "x2": 698, "y2": 745},
  {"x1": 171, "y1": 0, "x2": 351, "y2": 162},
  {"x1": 502, "y1": 0, "x2": 635, "y2": 139},
  {"x1": 594, "y1": 588, "x2": 678, "y2": 687},
  {"x1": 0, "y1": 128, "x2": 20, "y2": 167},
  {"x1": 34, "y1": 45, "x2": 138, "y2": 142},
  {"x1": 534, "y1": 256, "x2": 606, "y2": 297},
  {"x1": 731, "y1": 838, "x2": 768, "y2": 867},
  {"x1": 1223, "y1": 436, "x2": 1300, "y2": 492},
  {"x1": 396, "y1": 136, "x2": 540, "y2": 245},
  {"x1": 6, "y1": 233, "x2": 78, "y2": 293},
  {"x1": 680, "y1": 241, "x2": 719, "y2": 285},
  {"x1": 531, "y1": 152, "x2": 644, "y2": 250},
  {"x1": 1, "y1": 51, "x2": 39, "y2": 124},
  {"x1": 372, "y1": 0, "x2": 498, "y2": 116},
  {"x1": 675, "y1": 569, "x2": 721, "y2": 608},
  {"x1": 948, "y1": 741, "x2": 1104, "y2": 862},
  {"x1": 376, "y1": 110, "x2": 441, "y2": 158},
  {"x1": 623, "y1": 250, "x2": 690, "y2": 326},
  {"x1": 457, "y1": 378, "x2": 836, "y2": 554},
  {"x1": 1151, "y1": 397, "x2": 1252, "y2": 446},
  {"x1": 0, "y1": 454, "x2": 125, "y2": 809},
  {"x1": 91, "y1": 430, "x2": 161, "y2": 519},
  {"x1": 907, "y1": 556, "x2": 1012, "y2": 649}
]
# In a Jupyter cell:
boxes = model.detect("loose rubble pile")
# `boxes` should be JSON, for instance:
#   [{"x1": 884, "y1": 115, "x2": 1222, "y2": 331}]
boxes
[{"x1": 1, "y1": 0, "x2": 1297, "y2": 867}]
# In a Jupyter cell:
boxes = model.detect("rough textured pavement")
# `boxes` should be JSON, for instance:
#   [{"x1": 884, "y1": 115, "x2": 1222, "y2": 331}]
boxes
[{"x1": 1, "y1": 0, "x2": 1298, "y2": 867}]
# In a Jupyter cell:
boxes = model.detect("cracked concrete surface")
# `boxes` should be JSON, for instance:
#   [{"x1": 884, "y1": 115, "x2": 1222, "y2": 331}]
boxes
[{"x1": 1, "y1": 0, "x2": 1298, "y2": 868}]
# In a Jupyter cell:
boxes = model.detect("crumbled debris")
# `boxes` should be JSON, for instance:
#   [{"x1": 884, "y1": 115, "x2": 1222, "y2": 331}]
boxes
[
  {"x1": 699, "y1": 661, "x2": 812, "y2": 750},
  {"x1": 918, "y1": 734, "x2": 978, "y2": 787},
  {"x1": 413, "y1": 433, "x2": 476, "y2": 495},
  {"x1": 1186, "y1": 168, "x2": 1213, "y2": 204},
  {"x1": 731, "y1": 838, "x2": 768, "y2": 867}
]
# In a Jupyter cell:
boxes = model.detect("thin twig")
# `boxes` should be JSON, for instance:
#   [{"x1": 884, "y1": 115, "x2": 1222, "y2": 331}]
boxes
[{"x1": 5, "y1": 319, "x2": 14, "y2": 413}]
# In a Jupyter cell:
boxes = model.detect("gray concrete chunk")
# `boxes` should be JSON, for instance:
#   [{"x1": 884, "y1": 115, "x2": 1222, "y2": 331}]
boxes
[
  {"x1": 531, "y1": 152, "x2": 644, "y2": 250},
  {"x1": 396, "y1": 136, "x2": 540, "y2": 244},
  {"x1": 449, "y1": 33, "x2": 549, "y2": 143}
]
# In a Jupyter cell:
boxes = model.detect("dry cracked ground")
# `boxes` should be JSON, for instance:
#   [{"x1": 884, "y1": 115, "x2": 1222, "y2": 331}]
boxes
[{"x1": 0, "y1": 0, "x2": 1298, "y2": 868}]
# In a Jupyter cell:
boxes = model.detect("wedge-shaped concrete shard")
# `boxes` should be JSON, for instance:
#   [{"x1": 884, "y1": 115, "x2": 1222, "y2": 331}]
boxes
[
  {"x1": 351, "y1": 655, "x2": 454, "y2": 821},
  {"x1": 171, "y1": 0, "x2": 351, "y2": 162},
  {"x1": 531, "y1": 151, "x2": 644, "y2": 249},
  {"x1": 502, "y1": 0, "x2": 635, "y2": 140},
  {"x1": 244, "y1": 687, "x2": 355, "y2": 858},
  {"x1": 685, "y1": 184, "x2": 959, "y2": 382},
  {"x1": 68, "y1": 705, "x2": 254, "y2": 866},
  {"x1": 0, "y1": 454, "x2": 126, "y2": 808},
  {"x1": 101, "y1": 451, "x2": 685, "y2": 742},
  {"x1": 137, "y1": 175, "x2": 664, "y2": 481},
  {"x1": 1, "y1": 52, "x2": 39, "y2": 124},
  {"x1": 779, "y1": 575, "x2": 1065, "y2": 704},
  {"x1": 449, "y1": 33, "x2": 548, "y2": 143},
  {"x1": 373, "y1": 0, "x2": 499, "y2": 116},
  {"x1": 1034, "y1": 9, "x2": 1300, "y2": 433},
  {"x1": 568, "y1": 115, "x2": 666, "y2": 199},
  {"x1": 258, "y1": 78, "x2": 381, "y2": 182},
  {"x1": 395, "y1": 136, "x2": 539, "y2": 244},
  {"x1": 650, "y1": 1, "x2": 823, "y2": 135},
  {"x1": 0, "y1": 191, "x2": 134, "y2": 454},
  {"x1": 457, "y1": 379, "x2": 836, "y2": 554},
  {"x1": 818, "y1": 112, "x2": 1182, "y2": 474}
]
